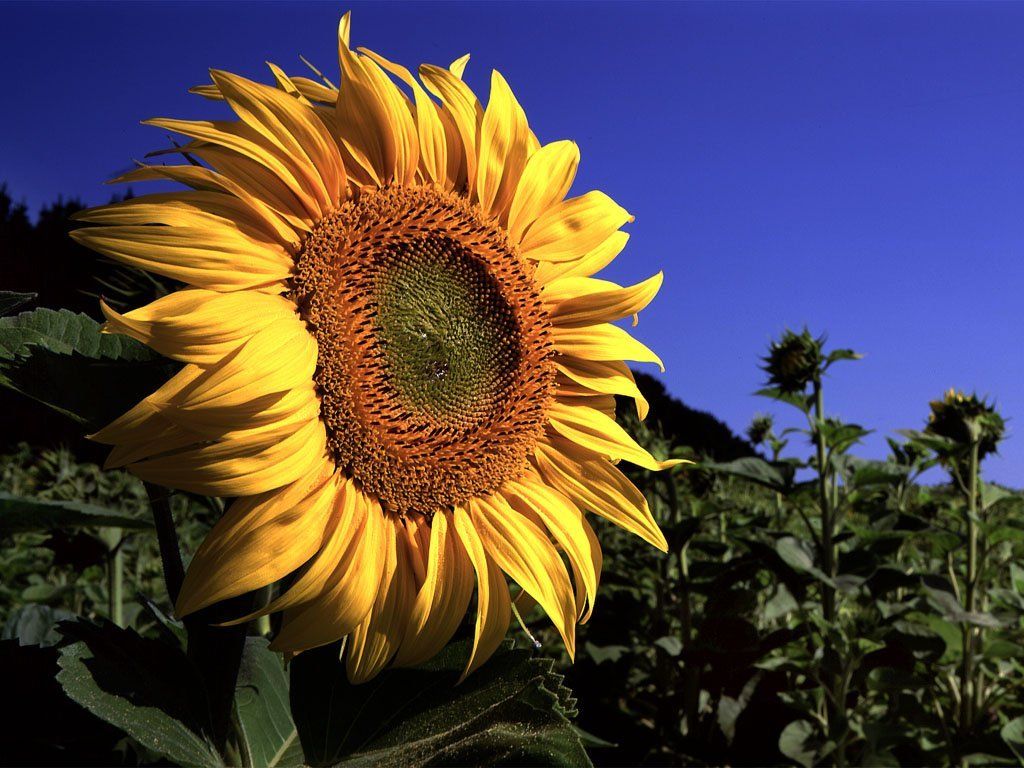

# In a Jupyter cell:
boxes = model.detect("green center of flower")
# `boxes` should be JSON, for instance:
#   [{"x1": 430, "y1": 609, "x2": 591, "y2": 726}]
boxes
[{"x1": 374, "y1": 236, "x2": 520, "y2": 428}]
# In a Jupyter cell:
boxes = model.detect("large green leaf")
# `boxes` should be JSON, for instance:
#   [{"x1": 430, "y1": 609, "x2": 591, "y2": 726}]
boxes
[
  {"x1": 235, "y1": 637, "x2": 302, "y2": 768},
  {"x1": 0, "y1": 307, "x2": 175, "y2": 429},
  {"x1": 0, "y1": 492, "x2": 151, "y2": 533},
  {"x1": 56, "y1": 619, "x2": 222, "y2": 767},
  {"x1": 701, "y1": 456, "x2": 794, "y2": 493},
  {"x1": 290, "y1": 640, "x2": 590, "y2": 767}
]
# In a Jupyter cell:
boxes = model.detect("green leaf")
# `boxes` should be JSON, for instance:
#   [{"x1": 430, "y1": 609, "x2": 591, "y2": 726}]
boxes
[
  {"x1": 980, "y1": 481, "x2": 1016, "y2": 512},
  {"x1": 755, "y1": 386, "x2": 812, "y2": 412},
  {"x1": 763, "y1": 583, "x2": 798, "y2": 620},
  {"x1": 653, "y1": 636, "x2": 683, "y2": 656},
  {"x1": 235, "y1": 638, "x2": 302, "y2": 768},
  {"x1": 56, "y1": 620, "x2": 222, "y2": 767},
  {"x1": 2, "y1": 603, "x2": 76, "y2": 646},
  {"x1": 701, "y1": 457, "x2": 794, "y2": 493},
  {"x1": 21, "y1": 582, "x2": 74, "y2": 604},
  {"x1": 717, "y1": 673, "x2": 762, "y2": 744},
  {"x1": 0, "y1": 492, "x2": 152, "y2": 533},
  {"x1": 896, "y1": 429, "x2": 960, "y2": 456},
  {"x1": 923, "y1": 586, "x2": 1003, "y2": 629},
  {"x1": 0, "y1": 291, "x2": 36, "y2": 316},
  {"x1": 775, "y1": 536, "x2": 813, "y2": 572},
  {"x1": 845, "y1": 457, "x2": 910, "y2": 489},
  {"x1": 778, "y1": 720, "x2": 822, "y2": 768},
  {"x1": 290, "y1": 640, "x2": 590, "y2": 767},
  {"x1": 824, "y1": 348, "x2": 862, "y2": 367},
  {"x1": 1002, "y1": 716, "x2": 1024, "y2": 764},
  {"x1": 0, "y1": 308, "x2": 175, "y2": 429},
  {"x1": 819, "y1": 421, "x2": 871, "y2": 453},
  {"x1": 584, "y1": 642, "x2": 629, "y2": 665}
]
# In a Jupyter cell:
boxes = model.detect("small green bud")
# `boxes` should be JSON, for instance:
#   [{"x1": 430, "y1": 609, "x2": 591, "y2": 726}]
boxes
[
  {"x1": 762, "y1": 328, "x2": 824, "y2": 394},
  {"x1": 747, "y1": 413, "x2": 774, "y2": 446}
]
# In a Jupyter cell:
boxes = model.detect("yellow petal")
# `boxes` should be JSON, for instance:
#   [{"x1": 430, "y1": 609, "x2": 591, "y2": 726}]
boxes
[
  {"x1": 394, "y1": 512, "x2": 474, "y2": 667},
  {"x1": 100, "y1": 290, "x2": 297, "y2": 366},
  {"x1": 265, "y1": 62, "x2": 313, "y2": 106},
  {"x1": 188, "y1": 144, "x2": 314, "y2": 232},
  {"x1": 534, "y1": 231, "x2": 629, "y2": 285},
  {"x1": 162, "y1": 319, "x2": 316, "y2": 413},
  {"x1": 208, "y1": 69, "x2": 345, "y2": 209},
  {"x1": 533, "y1": 437, "x2": 669, "y2": 552},
  {"x1": 109, "y1": 165, "x2": 302, "y2": 249},
  {"x1": 556, "y1": 358, "x2": 649, "y2": 420},
  {"x1": 520, "y1": 191, "x2": 631, "y2": 263},
  {"x1": 256, "y1": 476, "x2": 370, "y2": 616},
  {"x1": 358, "y1": 48, "x2": 448, "y2": 187},
  {"x1": 548, "y1": 272, "x2": 663, "y2": 328},
  {"x1": 468, "y1": 493, "x2": 576, "y2": 659},
  {"x1": 507, "y1": 140, "x2": 579, "y2": 244},
  {"x1": 547, "y1": 401, "x2": 684, "y2": 473},
  {"x1": 69, "y1": 224, "x2": 291, "y2": 293},
  {"x1": 346, "y1": 516, "x2": 416, "y2": 683},
  {"x1": 271, "y1": 489, "x2": 389, "y2": 652},
  {"x1": 291, "y1": 76, "x2": 339, "y2": 104},
  {"x1": 503, "y1": 477, "x2": 598, "y2": 624},
  {"x1": 451, "y1": 506, "x2": 511, "y2": 680},
  {"x1": 419, "y1": 63, "x2": 482, "y2": 187},
  {"x1": 553, "y1": 323, "x2": 664, "y2": 371},
  {"x1": 175, "y1": 464, "x2": 337, "y2": 617},
  {"x1": 143, "y1": 118, "x2": 323, "y2": 220},
  {"x1": 474, "y1": 70, "x2": 531, "y2": 222},
  {"x1": 335, "y1": 13, "x2": 417, "y2": 185},
  {"x1": 90, "y1": 365, "x2": 204, "y2": 446},
  {"x1": 129, "y1": 416, "x2": 327, "y2": 497},
  {"x1": 449, "y1": 54, "x2": 470, "y2": 80}
]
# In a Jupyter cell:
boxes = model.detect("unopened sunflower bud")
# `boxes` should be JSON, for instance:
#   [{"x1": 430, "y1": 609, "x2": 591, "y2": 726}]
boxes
[
  {"x1": 925, "y1": 389, "x2": 1005, "y2": 460},
  {"x1": 762, "y1": 329, "x2": 824, "y2": 394},
  {"x1": 747, "y1": 413, "x2": 774, "y2": 446}
]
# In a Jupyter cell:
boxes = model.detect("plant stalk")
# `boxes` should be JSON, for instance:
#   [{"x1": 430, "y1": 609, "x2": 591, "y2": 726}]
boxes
[
  {"x1": 144, "y1": 482, "x2": 247, "y2": 756},
  {"x1": 145, "y1": 482, "x2": 184, "y2": 604},
  {"x1": 960, "y1": 440, "x2": 981, "y2": 736},
  {"x1": 107, "y1": 528, "x2": 124, "y2": 627},
  {"x1": 813, "y1": 376, "x2": 843, "y2": 766}
]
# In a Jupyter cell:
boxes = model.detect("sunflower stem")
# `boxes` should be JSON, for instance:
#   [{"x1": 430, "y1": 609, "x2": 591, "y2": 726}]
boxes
[
  {"x1": 145, "y1": 482, "x2": 184, "y2": 605},
  {"x1": 144, "y1": 482, "x2": 247, "y2": 756},
  {"x1": 106, "y1": 528, "x2": 124, "y2": 627}
]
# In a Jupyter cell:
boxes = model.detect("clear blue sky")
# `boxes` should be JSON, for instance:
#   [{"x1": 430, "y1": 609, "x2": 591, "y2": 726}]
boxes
[{"x1": 3, "y1": 1, "x2": 1023, "y2": 485}]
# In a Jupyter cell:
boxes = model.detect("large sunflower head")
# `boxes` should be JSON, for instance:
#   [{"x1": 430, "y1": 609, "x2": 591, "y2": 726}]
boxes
[{"x1": 73, "y1": 13, "x2": 681, "y2": 682}]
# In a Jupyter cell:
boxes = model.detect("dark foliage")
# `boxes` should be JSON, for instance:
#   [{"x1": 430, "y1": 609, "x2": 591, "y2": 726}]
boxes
[{"x1": 622, "y1": 371, "x2": 757, "y2": 461}]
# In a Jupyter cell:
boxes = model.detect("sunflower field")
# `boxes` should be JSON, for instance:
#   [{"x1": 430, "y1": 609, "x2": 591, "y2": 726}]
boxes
[{"x1": 3, "y1": 10, "x2": 1024, "y2": 768}]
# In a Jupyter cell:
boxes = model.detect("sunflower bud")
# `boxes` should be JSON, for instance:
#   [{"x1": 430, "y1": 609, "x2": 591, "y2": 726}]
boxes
[
  {"x1": 762, "y1": 329, "x2": 824, "y2": 394},
  {"x1": 746, "y1": 414, "x2": 774, "y2": 446},
  {"x1": 925, "y1": 389, "x2": 1005, "y2": 460}
]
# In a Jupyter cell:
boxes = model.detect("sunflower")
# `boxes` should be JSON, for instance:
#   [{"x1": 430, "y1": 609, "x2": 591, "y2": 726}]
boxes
[{"x1": 72, "y1": 12, "x2": 681, "y2": 682}]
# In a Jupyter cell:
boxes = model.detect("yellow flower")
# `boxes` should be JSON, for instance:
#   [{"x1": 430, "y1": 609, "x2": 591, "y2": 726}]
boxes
[{"x1": 72, "y1": 13, "x2": 680, "y2": 682}]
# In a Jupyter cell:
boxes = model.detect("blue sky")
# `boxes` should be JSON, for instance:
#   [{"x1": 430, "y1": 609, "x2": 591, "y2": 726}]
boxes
[{"x1": 3, "y1": 1, "x2": 1023, "y2": 484}]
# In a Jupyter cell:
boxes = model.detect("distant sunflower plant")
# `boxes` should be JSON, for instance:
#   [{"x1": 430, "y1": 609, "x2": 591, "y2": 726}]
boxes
[{"x1": 72, "y1": 12, "x2": 680, "y2": 685}]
